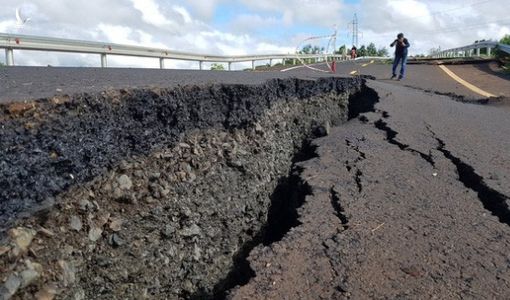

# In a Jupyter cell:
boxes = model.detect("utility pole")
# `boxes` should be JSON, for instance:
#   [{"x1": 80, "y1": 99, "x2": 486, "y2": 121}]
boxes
[{"x1": 349, "y1": 13, "x2": 359, "y2": 47}]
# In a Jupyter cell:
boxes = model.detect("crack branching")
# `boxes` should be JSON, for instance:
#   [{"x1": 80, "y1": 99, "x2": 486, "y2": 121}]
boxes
[
  {"x1": 330, "y1": 188, "x2": 349, "y2": 229},
  {"x1": 344, "y1": 139, "x2": 365, "y2": 194},
  {"x1": 374, "y1": 119, "x2": 435, "y2": 167},
  {"x1": 434, "y1": 137, "x2": 510, "y2": 226},
  {"x1": 345, "y1": 139, "x2": 366, "y2": 163}
]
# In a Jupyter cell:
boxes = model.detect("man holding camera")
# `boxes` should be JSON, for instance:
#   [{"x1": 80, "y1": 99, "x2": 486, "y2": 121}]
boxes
[{"x1": 390, "y1": 33, "x2": 410, "y2": 80}]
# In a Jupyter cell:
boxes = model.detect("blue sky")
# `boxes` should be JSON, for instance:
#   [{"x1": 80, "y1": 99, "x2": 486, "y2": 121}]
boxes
[{"x1": 0, "y1": 0, "x2": 508, "y2": 68}]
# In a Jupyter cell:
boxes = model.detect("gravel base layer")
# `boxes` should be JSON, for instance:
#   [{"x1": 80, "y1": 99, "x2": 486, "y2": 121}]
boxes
[{"x1": 0, "y1": 77, "x2": 375, "y2": 299}]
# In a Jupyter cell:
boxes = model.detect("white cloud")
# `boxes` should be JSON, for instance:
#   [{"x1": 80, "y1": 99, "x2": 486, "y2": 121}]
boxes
[
  {"x1": 173, "y1": 5, "x2": 192, "y2": 24},
  {"x1": 229, "y1": 14, "x2": 280, "y2": 33},
  {"x1": 239, "y1": 0, "x2": 345, "y2": 27},
  {"x1": 356, "y1": 0, "x2": 510, "y2": 55},
  {"x1": 184, "y1": 0, "x2": 222, "y2": 20},
  {"x1": 256, "y1": 42, "x2": 294, "y2": 54},
  {"x1": 130, "y1": 0, "x2": 173, "y2": 27},
  {"x1": 0, "y1": 20, "x2": 16, "y2": 33},
  {"x1": 0, "y1": 0, "x2": 293, "y2": 69},
  {"x1": 1, "y1": 0, "x2": 509, "y2": 68}
]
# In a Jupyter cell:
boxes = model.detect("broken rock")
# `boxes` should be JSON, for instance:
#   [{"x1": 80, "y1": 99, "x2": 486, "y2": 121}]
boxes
[
  {"x1": 116, "y1": 175, "x2": 133, "y2": 190},
  {"x1": 8, "y1": 227, "x2": 37, "y2": 254}
]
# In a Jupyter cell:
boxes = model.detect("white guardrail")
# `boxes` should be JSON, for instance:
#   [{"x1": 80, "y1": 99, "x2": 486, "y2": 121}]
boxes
[
  {"x1": 0, "y1": 33, "x2": 345, "y2": 70},
  {"x1": 433, "y1": 41, "x2": 510, "y2": 58}
]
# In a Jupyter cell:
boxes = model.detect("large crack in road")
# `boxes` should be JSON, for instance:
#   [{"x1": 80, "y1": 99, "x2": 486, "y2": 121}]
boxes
[
  {"x1": 230, "y1": 80, "x2": 510, "y2": 299},
  {"x1": 1, "y1": 74, "x2": 509, "y2": 299},
  {"x1": 0, "y1": 77, "x2": 378, "y2": 299}
]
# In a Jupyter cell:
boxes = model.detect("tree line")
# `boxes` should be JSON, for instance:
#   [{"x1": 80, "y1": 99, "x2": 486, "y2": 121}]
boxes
[
  {"x1": 297, "y1": 43, "x2": 389, "y2": 57},
  {"x1": 336, "y1": 43, "x2": 389, "y2": 57}
]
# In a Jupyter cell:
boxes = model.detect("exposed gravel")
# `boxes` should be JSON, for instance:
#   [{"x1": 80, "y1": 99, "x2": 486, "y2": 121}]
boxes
[{"x1": 0, "y1": 77, "x2": 365, "y2": 299}]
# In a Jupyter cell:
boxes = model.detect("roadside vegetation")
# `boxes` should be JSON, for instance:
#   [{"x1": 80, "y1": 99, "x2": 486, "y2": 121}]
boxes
[
  {"x1": 281, "y1": 42, "x2": 389, "y2": 66},
  {"x1": 496, "y1": 34, "x2": 510, "y2": 72},
  {"x1": 210, "y1": 63, "x2": 225, "y2": 71}
]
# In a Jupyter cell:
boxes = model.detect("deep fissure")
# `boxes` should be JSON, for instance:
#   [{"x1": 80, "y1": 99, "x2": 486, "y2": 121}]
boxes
[
  {"x1": 1, "y1": 77, "x2": 382, "y2": 299},
  {"x1": 199, "y1": 83, "x2": 380, "y2": 299},
  {"x1": 348, "y1": 84, "x2": 379, "y2": 120},
  {"x1": 205, "y1": 153, "x2": 315, "y2": 300},
  {"x1": 435, "y1": 137, "x2": 510, "y2": 226}
]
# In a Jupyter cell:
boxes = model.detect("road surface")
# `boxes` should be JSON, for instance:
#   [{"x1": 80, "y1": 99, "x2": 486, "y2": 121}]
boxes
[
  {"x1": 1, "y1": 60, "x2": 508, "y2": 103},
  {"x1": 231, "y1": 78, "x2": 510, "y2": 299}
]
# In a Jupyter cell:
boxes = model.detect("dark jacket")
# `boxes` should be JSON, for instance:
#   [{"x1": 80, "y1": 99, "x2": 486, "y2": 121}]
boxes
[{"x1": 391, "y1": 38, "x2": 410, "y2": 56}]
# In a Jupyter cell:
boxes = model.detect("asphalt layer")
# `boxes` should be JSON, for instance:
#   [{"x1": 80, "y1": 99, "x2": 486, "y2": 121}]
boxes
[
  {"x1": 0, "y1": 77, "x2": 360, "y2": 233},
  {"x1": 0, "y1": 66, "x2": 337, "y2": 103}
]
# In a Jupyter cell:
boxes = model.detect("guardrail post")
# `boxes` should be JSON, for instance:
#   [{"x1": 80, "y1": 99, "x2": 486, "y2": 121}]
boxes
[
  {"x1": 252, "y1": 60, "x2": 255, "y2": 70},
  {"x1": 476, "y1": 48, "x2": 480, "y2": 56},
  {"x1": 228, "y1": 62, "x2": 232, "y2": 71},
  {"x1": 293, "y1": 58, "x2": 296, "y2": 65},
  {"x1": 199, "y1": 61, "x2": 203, "y2": 70},
  {"x1": 5, "y1": 48, "x2": 14, "y2": 66},
  {"x1": 269, "y1": 59, "x2": 273, "y2": 66},
  {"x1": 101, "y1": 54, "x2": 107, "y2": 68},
  {"x1": 159, "y1": 58, "x2": 165, "y2": 69},
  {"x1": 487, "y1": 47, "x2": 491, "y2": 56}
]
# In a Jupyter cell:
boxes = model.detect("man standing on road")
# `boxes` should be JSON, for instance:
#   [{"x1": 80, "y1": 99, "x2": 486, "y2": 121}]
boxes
[
  {"x1": 351, "y1": 46, "x2": 357, "y2": 59},
  {"x1": 390, "y1": 33, "x2": 410, "y2": 80}
]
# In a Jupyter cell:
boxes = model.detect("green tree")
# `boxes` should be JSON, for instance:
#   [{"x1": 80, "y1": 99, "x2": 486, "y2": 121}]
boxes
[
  {"x1": 377, "y1": 47, "x2": 389, "y2": 57},
  {"x1": 336, "y1": 45, "x2": 346, "y2": 55},
  {"x1": 500, "y1": 34, "x2": 510, "y2": 45},
  {"x1": 210, "y1": 63, "x2": 225, "y2": 71},
  {"x1": 298, "y1": 44, "x2": 324, "y2": 63},
  {"x1": 496, "y1": 34, "x2": 510, "y2": 60},
  {"x1": 299, "y1": 44, "x2": 323, "y2": 54},
  {"x1": 357, "y1": 45, "x2": 367, "y2": 57},
  {"x1": 366, "y1": 43, "x2": 377, "y2": 56},
  {"x1": 300, "y1": 44, "x2": 313, "y2": 54}
]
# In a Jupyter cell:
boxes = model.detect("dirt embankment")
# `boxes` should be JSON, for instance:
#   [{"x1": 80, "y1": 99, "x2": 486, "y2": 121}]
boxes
[{"x1": 0, "y1": 77, "x2": 374, "y2": 299}]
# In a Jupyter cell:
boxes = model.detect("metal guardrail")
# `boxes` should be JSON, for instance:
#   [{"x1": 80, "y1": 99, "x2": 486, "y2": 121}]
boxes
[
  {"x1": 0, "y1": 33, "x2": 344, "y2": 70},
  {"x1": 433, "y1": 41, "x2": 510, "y2": 58}
]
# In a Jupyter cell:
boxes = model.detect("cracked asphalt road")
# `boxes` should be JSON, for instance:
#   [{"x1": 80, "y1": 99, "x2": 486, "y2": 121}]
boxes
[
  {"x1": 1, "y1": 63, "x2": 509, "y2": 299},
  {"x1": 231, "y1": 80, "x2": 510, "y2": 299}
]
